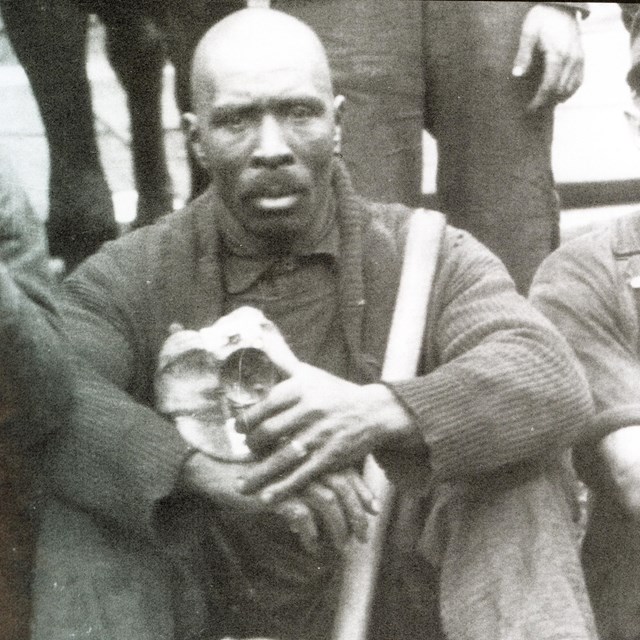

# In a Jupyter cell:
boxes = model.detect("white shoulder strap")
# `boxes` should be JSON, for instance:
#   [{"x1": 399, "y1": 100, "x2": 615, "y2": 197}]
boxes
[{"x1": 332, "y1": 207, "x2": 446, "y2": 640}]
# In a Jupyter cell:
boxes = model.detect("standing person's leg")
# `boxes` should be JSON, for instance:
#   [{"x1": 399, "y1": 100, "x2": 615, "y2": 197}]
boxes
[
  {"x1": 423, "y1": 1, "x2": 558, "y2": 294},
  {"x1": 162, "y1": 0, "x2": 244, "y2": 199},
  {"x1": 581, "y1": 491, "x2": 640, "y2": 640},
  {"x1": 272, "y1": 0, "x2": 424, "y2": 206}
]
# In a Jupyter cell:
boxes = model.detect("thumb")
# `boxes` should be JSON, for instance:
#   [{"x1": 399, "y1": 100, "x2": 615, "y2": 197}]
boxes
[{"x1": 512, "y1": 30, "x2": 535, "y2": 77}]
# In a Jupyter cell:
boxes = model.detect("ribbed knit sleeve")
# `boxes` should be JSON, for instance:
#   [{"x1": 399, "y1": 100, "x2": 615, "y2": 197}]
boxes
[
  {"x1": 531, "y1": 226, "x2": 640, "y2": 440},
  {"x1": 0, "y1": 163, "x2": 71, "y2": 449},
  {"x1": 48, "y1": 234, "x2": 192, "y2": 539},
  {"x1": 531, "y1": 223, "x2": 640, "y2": 490},
  {"x1": 386, "y1": 229, "x2": 593, "y2": 484}
]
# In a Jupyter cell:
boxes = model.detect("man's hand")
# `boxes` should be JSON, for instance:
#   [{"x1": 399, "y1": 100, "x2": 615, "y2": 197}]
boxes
[
  {"x1": 182, "y1": 452, "x2": 377, "y2": 553},
  {"x1": 599, "y1": 425, "x2": 640, "y2": 518},
  {"x1": 237, "y1": 363, "x2": 419, "y2": 502},
  {"x1": 512, "y1": 4, "x2": 584, "y2": 112},
  {"x1": 278, "y1": 468, "x2": 378, "y2": 551}
]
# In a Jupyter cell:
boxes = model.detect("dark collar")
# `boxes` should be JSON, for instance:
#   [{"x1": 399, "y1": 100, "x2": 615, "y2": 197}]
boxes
[{"x1": 222, "y1": 221, "x2": 340, "y2": 294}]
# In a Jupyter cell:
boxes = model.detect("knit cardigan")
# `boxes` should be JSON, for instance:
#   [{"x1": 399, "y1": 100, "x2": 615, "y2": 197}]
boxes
[
  {"x1": 35, "y1": 161, "x2": 596, "y2": 639},
  {"x1": 532, "y1": 212, "x2": 640, "y2": 448}
]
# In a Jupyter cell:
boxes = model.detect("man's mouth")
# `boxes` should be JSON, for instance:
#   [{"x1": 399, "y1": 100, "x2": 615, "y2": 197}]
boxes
[
  {"x1": 247, "y1": 183, "x2": 303, "y2": 210},
  {"x1": 252, "y1": 193, "x2": 301, "y2": 210}
]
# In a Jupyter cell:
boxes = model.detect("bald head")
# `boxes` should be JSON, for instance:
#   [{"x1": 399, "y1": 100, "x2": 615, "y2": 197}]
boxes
[{"x1": 191, "y1": 8, "x2": 334, "y2": 114}]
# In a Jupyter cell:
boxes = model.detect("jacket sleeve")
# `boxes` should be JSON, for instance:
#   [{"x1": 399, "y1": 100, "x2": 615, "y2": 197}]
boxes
[
  {"x1": 46, "y1": 237, "x2": 192, "y2": 540},
  {"x1": 383, "y1": 228, "x2": 593, "y2": 485},
  {"x1": 530, "y1": 227, "x2": 640, "y2": 442},
  {"x1": 542, "y1": 2, "x2": 590, "y2": 19},
  {"x1": 0, "y1": 163, "x2": 71, "y2": 449}
]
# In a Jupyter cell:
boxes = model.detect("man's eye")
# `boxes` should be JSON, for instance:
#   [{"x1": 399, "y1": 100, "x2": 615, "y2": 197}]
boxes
[
  {"x1": 213, "y1": 112, "x2": 248, "y2": 129},
  {"x1": 288, "y1": 105, "x2": 314, "y2": 120},
  {"x1": 225, "y1": 113, "x2": 247, "y2": 129}
]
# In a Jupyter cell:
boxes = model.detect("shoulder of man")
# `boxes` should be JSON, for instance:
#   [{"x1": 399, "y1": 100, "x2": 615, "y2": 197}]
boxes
[
  {"x1": 362, "y1": 201, "x2": 471, "y2": 258},
  {"x1": 530, "y1": 211, "x2": 640, "y2": 316},
  {"x1": 73, "y1": 187, "x2": 221, "y2": 276},
  {"x1": 536, "y1": 216, "x2": 618, "y2": 276},
  {"x1": 362, "y1": 200, "x2": 513, "y2": 302}
]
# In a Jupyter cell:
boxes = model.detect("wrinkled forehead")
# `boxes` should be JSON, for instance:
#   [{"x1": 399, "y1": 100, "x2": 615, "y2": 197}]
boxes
[{"x1": 205, "y1": 56, "x2": 333, "y2": 108}]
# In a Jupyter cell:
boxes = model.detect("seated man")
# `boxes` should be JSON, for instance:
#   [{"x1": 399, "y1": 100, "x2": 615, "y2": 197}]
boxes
[
  {"x1": 0, "y1": 157, "x2": 71, "y2": 639},
  {"x1": 532, "y1": 208, "x2": 640, "y2": 640},
  {"x1": 32, "y1": 8, "x2": 596, "y2": 640},
  {"x1": 530, "y1": 12, "x2": 640, "y2": 639}
]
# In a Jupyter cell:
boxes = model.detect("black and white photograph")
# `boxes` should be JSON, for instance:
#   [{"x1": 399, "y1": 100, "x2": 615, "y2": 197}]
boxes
[{"x1": 0, "y1": 2, "x2": 637, "y2": 639}]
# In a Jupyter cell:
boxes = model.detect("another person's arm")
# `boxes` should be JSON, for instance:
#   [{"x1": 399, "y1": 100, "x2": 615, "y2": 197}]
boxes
[
  {"x1": 48, "y1": 238, "x2": 192, "y2": 539},
  {"x1": 0, "y1": 163, "x2": 71, "y2": 447},
  {"x1": 531, "y1": 226, "x2": 640, "y2": 516}
]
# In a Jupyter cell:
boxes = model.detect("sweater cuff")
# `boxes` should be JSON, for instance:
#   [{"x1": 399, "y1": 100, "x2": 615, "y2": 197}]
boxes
[
  {"x1": 123, "y1": 417, "x2": 195, "y2": 539},
  {"x1": 386, "y1": 367, "x2": 523, "y2": 483},
  {"x1": 387, "y1": 374, "x2": 468, "y2": 483}
]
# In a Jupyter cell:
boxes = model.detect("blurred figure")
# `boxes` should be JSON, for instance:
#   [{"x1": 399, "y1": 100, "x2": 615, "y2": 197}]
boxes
[
  {"x1": 273, "y1": 1, "x2": 587, "y2": 293},
  {"x1": 531, "y1": 196, "x2": 640, "y2": 640},
  {"x1": 0, "y1": 156, "x2": 71, "y2": 639},
  {"x1": 0, "y1": 0, "x2": 244, "y2": 271},
  {"x1": 530, "y1": 12, "x2": 640, "y2": 636}
]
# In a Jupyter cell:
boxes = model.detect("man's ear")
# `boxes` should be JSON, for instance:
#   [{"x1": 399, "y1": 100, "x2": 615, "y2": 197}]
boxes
[
  {"x1": 182, "y1": 113, "x2": 208, "y2": 170},
  {"x1": 333, "y1": 95, "x2": 346, "y2": 155}
]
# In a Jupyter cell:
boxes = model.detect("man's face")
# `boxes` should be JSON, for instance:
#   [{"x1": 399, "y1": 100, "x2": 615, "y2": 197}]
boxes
[{"x1": 191, "y1": 55, "x2": 337, "y2": 245}]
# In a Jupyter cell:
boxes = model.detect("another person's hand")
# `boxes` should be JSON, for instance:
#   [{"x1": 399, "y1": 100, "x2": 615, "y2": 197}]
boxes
[
  {"x1": 182, "y1": 452, "x2": 377, "y2": 553},
  {"x1": 512, "y1": 4, "x2": 584, "y2": 112},
  {"x1": 237, "y1": 363, "x2": 420, "y2": 502},
  {"x1": 599, "y1": 425, "x2": 640, "y2": 518}
]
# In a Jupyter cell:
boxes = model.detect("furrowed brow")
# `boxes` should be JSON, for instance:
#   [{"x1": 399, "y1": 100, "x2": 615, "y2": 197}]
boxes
[
  {"x1": 209, "y1": 103, "x2": 258, "y2": 125},
  {"x1": 275, "y1": 97, "x2": 326, "y2": 114}
]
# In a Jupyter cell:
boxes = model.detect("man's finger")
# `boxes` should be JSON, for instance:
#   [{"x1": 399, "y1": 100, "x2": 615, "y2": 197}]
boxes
[
  {"x1": 246, "y1": 445, "x2": 338, "y2": 504},
  {"x1": 253, "y1": 448, "x2": 338, "y2": 503},
  {"x1": 304, "y1": 482, "x2": 349, "y2": 550},
  {"x1": 274, "y1": 498, "x2": 320, "y2": 555},
  {"x1": 237, "y1": 379, "x2": 298, "y2": 433},
  {"x1": 239, "y1": 438, "x2": 312, "y2": 494},
  {"x1": 557, "y1": 56, "x2": 583, "y2": 103},
  {"x1": 340, "y1": 468, "x2": 380, "y2": 516},
  {"x1": 527, "y1": 58, "x2": 563, "y2": 112},
  {"x1": 243, "y1": 405, "x2": 309, "y2": 451},
  {"x1": 512, "y1": 32, "x2": 535, "y2": 78},
  {"x1": 321, "y1": 472, "x2": 370, "y2": 542}
]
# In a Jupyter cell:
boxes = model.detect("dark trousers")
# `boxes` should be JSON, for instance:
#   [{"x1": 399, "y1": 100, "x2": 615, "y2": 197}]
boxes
[
  {"x1": 274, "y1": 0, "x2": 557, "y2": 293},
  {"x1": 582, "y1": 491, "x2": 640, "y2": 640},
  {"x1": 0, "y1": 449, "x2": 37, "y2": 640}
]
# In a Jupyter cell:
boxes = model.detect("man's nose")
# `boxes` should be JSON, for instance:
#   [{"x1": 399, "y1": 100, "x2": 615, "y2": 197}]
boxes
[{"x1": 251, "y1": 115, "x2": 295, "y2": 168}]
